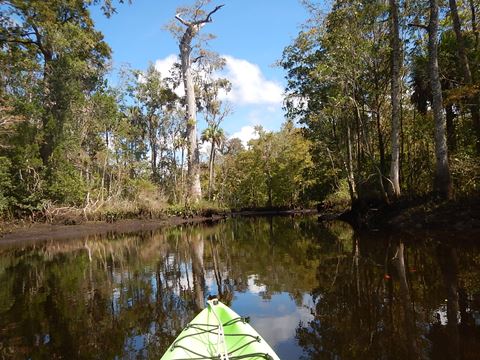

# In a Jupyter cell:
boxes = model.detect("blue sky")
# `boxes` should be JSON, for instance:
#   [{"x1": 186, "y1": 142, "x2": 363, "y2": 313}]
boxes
[{"x1": 91, "y1": 0, "x2": 311, "y2": 144}]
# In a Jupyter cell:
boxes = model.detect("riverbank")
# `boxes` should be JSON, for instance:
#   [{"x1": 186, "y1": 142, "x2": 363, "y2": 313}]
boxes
[
  {"x1": 0, "y1": 215, "x2": 227, "y2": 246},
  {"x1": 2, "y1": 197, "x2": 479, "y2": 246},
  {"x1": 232, "y1": 208, "x2": 317, "y2": 217},
  {"x1": 336, "y1": 195, "x2": 480, "y2": 235},
  {"x1": 0, "y1": 208, "x2": 319, "y2": 246}
]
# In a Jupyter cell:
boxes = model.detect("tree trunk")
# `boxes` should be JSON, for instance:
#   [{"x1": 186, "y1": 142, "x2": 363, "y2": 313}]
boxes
[
  {"x1": 470, "y1": 0, "x2": 479, "y2": 48},
  {"x1": 40, "y1": 56, "x2": 55, "y2": 166},
  {"x1": 101, "y1": 130, "x2": 109, "y2": 202},
  {"x1": 172, "y1": 144, "x2": 178, "y2": 204},
  {"x1": 179, "y1": 30, "x2": 202, "y2": 203},
  {"x1": 376, "y1": 110, "x2": 386, "y2": 175},
  {"x1": 149, "y1": 126, "x2": 158, "y2": 181},
  {"x1": 211, "y1": 144, "x2": 216, "y2": 196},
  {"x1": 449, "y1": 0, "x2": 480, "y2": 154},
  {"x1": 346, "y1": 123, "x2": 358, "y2": 203},
  {"x1": 267, "y1": 172, "x2": 273, "y2": 208},
  {"x1": 446, "y1": 104, "x2": 457, "y2": 152},
  {"x1": 208, "y1": 140, "x2": 215, "y2": 200},
  {"x1": 180, "y1": 146, "x2": 185, "y2": 197},
  {"x1": 449, "y1": 0, "x2": 473, "y2": 83},
  {"x1": 389, "y1": 0, "x2": 402, "y2": 198},
  {"x1": 428, "y1": 0, "x2": 453, "y2": 199},
  {"x1": 175, "y1": 6, "x2": 223, "y2": 203},
  {"x1": 212, "y1": 143, "x2": 217, "y2": 199}
]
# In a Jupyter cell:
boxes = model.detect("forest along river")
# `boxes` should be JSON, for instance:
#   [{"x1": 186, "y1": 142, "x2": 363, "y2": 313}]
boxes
[{"x1": 0, "y1": 217, "x2": 480, "y2": 359}]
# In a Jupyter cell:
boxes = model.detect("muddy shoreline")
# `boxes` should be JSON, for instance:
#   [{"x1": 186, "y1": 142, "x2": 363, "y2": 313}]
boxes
[
  {"x1": 0, "y1": 215, "x2": 228, "y2": 246},
  {"x1": 2, "y1": 199, "x2": 479, "y2": 247},
  {"x1": 0, "y1": 209, "x2": 319, "y2": 246}
]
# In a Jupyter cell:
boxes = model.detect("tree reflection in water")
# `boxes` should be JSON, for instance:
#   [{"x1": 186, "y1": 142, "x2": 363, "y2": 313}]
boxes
[
  {"x1": 297, "y1": 225, "x2": 480, "y2": 360},
  {"x1": 0, "y1": 217, "x2": 479, "y2": 359}
]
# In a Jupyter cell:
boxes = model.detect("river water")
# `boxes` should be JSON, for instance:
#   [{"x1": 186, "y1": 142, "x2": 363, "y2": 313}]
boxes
[{"x1": 0, "y1": 216, "x2": 479, "y2": 359}]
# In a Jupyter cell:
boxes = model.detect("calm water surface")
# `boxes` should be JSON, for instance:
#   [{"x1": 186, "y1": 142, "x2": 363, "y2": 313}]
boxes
[{"x1": 0, "y1": 216, "x2": 479, "y2": 359}]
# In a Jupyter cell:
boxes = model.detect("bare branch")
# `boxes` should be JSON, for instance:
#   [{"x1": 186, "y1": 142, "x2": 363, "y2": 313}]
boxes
[
  {"x1": 205, "y1": 4, "x2": 224, "y2": 23},
  {"x1": 408, "y1": 22, "x2": 428, "y2": 30},
  {"x1": 176, "y1": 4, "x2": 224, "y2": 29},
  {"x1": 175, "y1": 13, "x2": 190, "y2": 26},
  {"x1": 192, "y1": 55, "x2": 205, "y2": 63},
  {"x1": 191, "y1": 4, "x2": 224, "y2": 26}
]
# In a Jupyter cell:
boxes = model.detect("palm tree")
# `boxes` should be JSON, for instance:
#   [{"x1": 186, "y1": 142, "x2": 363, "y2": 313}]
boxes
[{"x1": 201, "y1": 124, "x2": 225, "y2": 200}]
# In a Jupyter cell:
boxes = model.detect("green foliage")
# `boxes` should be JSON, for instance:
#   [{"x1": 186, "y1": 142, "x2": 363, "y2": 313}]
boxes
[
  {"x1": 166, "y1": 201, "x2": 228, "y2": 218},
  {"x1": 0, "y1": 0, "x2": 114, "y2": 215},
  {"x1": 450, "y1": 153, "x2": 480, "y2": 195},
  {"x1": 217, "y1": 122, "x2": 316, "y2": 209},
  {"x1": 324, "y1": 178, "x2": 351, "y2": 210},
  {"x1": 281, "y1": 0, "x2": 480, "y2": 206},
  {"x1": 280, "y1": 0, "x2": 393, "y2": 205},
  {"x1": 47, "y1": 152, "x2": 87, "y2": 206},
  {"x1": 122, "y1": 177, "x2": 159, "y2": 202},
  {"x1": 0, "y1": 157, "x2": 12, "y2": 212},
  {"x1": 1, "y1": 122, "x2": 45, "y2": 213}
]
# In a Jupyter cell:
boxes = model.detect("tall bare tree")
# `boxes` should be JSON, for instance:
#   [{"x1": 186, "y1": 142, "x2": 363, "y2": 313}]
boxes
[
  {"x1": 389, "y1": 0, "x2": 402, "y2": 198},
  {"x1": 428, "y1": 0, "x2": 452, "y2": 199},
  {"x1": 174, "y1": 3, "x2": 224, "y2": 203}
]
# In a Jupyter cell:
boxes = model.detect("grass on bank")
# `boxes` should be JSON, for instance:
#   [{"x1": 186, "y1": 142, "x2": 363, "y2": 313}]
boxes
[{"x1": 0, "y1": 198, "x2": 229, "y2": 229}]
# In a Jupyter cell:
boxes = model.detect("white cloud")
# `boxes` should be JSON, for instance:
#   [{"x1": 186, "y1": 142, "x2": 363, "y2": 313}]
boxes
[
  {"x1": 199, "y1": 141, "x2": 211, "y2": 160},
  {"x1": 154, "y1": 54, "x2": 284, "y2": 106},
  {"x1": 247, "y1": 275, "x2": 267, "y2": 294},
  {"x1": 154, "y1": 54, "x2": 178, "y2": 78},
  {"x1": 251, "y1": 314, "x2": 298, "y2": 348},
  {"x1": 250, "y1": 304, "x2": 314, "y2": 350},
  {"x1": 220, "y1": 55, "x2": 283, "y2": 105},
  {"x1": 230, "y1": 125, "x2": 259, "y2": 147},
  {"x1": 154, "y1": 55, "x2": 185, "y2": 97},
  {"x1": 228, "y1": 293, "x2": 315, "y2": 357}
]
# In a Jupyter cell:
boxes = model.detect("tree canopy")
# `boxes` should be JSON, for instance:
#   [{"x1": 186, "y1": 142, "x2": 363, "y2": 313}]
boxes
[{"x1": 0, "y1": 0, "x2": 479, "y2": 220}]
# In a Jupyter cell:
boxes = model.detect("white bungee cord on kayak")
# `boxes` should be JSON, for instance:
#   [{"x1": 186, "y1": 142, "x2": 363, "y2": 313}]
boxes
[{"x1": 208, "y1": 298, "x2": 230, "y2": 360}]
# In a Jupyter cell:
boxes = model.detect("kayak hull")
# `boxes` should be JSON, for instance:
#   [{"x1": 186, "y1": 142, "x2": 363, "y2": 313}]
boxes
[{"x1": 160, "y1": 300, "x2": 280, "y2": 360}]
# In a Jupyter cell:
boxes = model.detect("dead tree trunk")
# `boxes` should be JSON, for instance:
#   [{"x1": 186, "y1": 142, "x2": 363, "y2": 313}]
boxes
[
  {"x1": 178, "y1": 30, "x2": 202, "y2": 202},
  {"x1": 175, "y1": 5, "x2": 224, "y2": 202}
]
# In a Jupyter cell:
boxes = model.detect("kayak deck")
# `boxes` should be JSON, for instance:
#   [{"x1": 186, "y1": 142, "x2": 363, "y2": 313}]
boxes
[{"x1": 160, "y1": 300, "x2": 280, "y2": 360}]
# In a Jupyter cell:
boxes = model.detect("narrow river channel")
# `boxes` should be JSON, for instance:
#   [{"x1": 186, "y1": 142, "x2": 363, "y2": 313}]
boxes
[{"x1": 1, "y1": 216, "x2": 479, "y2": 359}]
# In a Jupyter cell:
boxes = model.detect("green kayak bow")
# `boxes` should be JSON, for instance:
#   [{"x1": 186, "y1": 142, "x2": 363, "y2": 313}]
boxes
[{"x1": 160, "y1": 299, "x2": 281, "y2": 360}]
